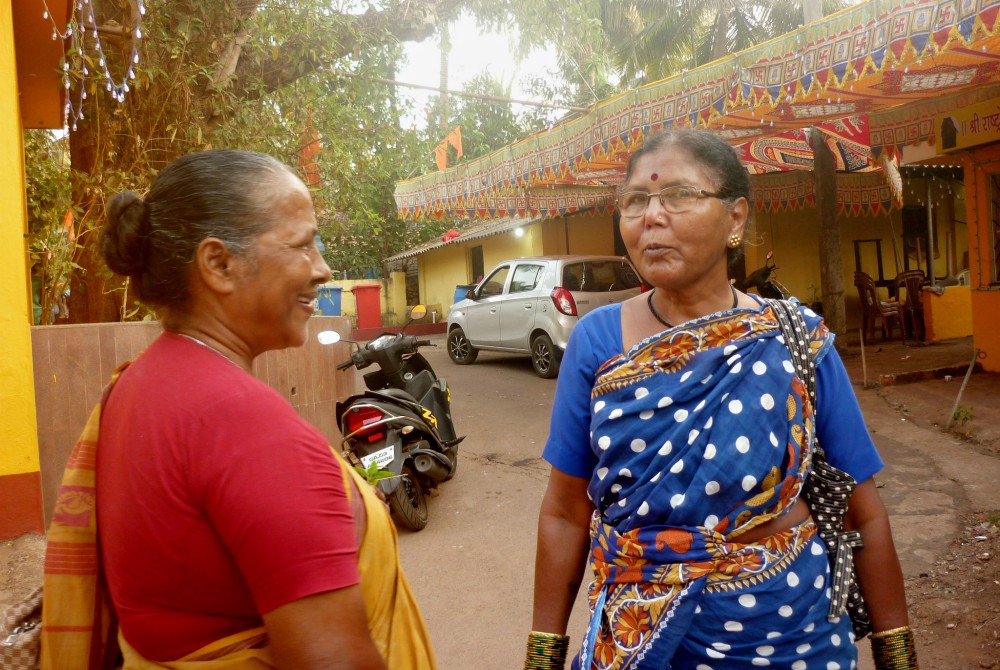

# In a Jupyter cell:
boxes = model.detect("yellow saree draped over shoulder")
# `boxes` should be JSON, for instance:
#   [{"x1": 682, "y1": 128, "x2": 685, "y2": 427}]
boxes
[{"x1": 41, "y1": 365, "x2": 437, "y2": 669}]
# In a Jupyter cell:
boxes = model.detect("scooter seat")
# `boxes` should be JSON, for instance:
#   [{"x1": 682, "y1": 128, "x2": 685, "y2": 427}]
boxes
[{"x1": 376, "y1": 388, "x2": 419, "y2": 403}]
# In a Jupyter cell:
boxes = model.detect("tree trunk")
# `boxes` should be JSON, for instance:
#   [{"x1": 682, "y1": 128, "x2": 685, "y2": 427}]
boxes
[
  {"x1": 687, "y1": 0, "x2": 697, "y2": 69},
  {"x1": 803, "y1": 0, "x2": 843, "y2": 349},
  {"x1": 810, "y1": 127, "x2": 847, "y2": 352},
  {"x1": 710, "y1": 9, "x2": 730, "y2": 62},
  {"x1": 66, "y1": 121, "x2": 121, "y2": 323}
]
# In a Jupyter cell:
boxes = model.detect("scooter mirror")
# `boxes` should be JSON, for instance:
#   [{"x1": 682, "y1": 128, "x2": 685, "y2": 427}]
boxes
[
  {"x1": 409, "y1": 304, "x2": 427, "y2": 320},
  {"x1": 766, "y1": 250, "x2": 774, "y2": 261},
  {"x1": 317, "y1": 330, "x2": 341, "y2": 345}
]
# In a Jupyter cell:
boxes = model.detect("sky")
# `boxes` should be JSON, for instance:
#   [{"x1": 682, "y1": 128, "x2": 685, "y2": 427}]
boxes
[{"x1": 396, "y1": 13, "x2": 559, "y2": 131}]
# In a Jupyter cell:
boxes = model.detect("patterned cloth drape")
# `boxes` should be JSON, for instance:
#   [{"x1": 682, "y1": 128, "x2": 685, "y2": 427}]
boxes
[{"x1": 395, "y1": 0, "x2": 1000, "y2": 222}]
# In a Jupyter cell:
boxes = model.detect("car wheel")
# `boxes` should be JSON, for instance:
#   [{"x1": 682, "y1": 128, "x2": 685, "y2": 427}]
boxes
[
  {"x1": 531, "y1": 334, "x2": 560, "y2": 379},
  {"x1": 447, "y1": 327, "x2": 479, "y2": 365}
]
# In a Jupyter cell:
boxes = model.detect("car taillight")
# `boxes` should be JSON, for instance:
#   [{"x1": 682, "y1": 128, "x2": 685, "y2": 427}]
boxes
[
  {"x1": 344, "y1": 406, "x2": 386, "y2": 443},
  {"x1": 551, "y1": 287, "x2": 578, "y2": 316}
]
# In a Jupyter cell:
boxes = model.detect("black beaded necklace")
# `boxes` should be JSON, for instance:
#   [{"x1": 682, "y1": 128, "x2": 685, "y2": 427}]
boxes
[{"x1": 647, "y1": 285, "x2": 739, "y2": 329}]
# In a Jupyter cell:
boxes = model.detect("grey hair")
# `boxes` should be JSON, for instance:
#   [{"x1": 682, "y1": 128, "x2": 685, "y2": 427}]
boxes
[{"x1": 101, "y1": 149, "x2": 298, "y2": 309}]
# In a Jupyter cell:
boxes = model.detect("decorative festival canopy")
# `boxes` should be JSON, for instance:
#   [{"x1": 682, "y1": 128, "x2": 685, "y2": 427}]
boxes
[{"x1": 395, "y1": 0, "x2": 1000, "y2": 222}]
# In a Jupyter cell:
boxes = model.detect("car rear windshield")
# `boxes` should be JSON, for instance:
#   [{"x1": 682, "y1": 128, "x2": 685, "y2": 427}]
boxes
[{"x1": 561, "y1": 260, "x2": 641, "y2": 292}]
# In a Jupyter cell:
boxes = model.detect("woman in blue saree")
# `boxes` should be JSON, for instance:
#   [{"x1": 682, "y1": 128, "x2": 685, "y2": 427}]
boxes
[{"x1": 525, "y1": 130, "x2": 917, "y2": 670}]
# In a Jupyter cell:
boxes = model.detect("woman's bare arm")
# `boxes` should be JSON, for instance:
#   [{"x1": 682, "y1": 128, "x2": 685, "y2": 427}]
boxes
[
  {"x1": 845, "y1": 478, "x2": 911, "y2": 632},
  {"x1": 531, "y1": 467, "x2": 595, "y2": 633},
  {"x1": 263, "y1": 585, "x2": 387, "y2": 670}
]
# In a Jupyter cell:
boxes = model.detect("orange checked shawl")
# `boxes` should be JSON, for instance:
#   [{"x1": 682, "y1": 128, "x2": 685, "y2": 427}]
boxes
[{"x1": 40, "y1": 365, "x2": 127, "y2": 670}]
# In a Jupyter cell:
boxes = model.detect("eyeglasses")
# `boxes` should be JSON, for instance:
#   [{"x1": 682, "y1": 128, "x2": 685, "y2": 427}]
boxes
[{"x1": 617, "y1": 185, "x2": 724, "y2": 217}]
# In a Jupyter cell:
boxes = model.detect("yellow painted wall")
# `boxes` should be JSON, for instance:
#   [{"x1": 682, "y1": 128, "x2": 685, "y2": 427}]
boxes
[
  {"x1": 482, "y1": 225, "x2": 542, "y2": 269},
  {"x1": 922, "y1": 286, "x2": 973, "y2": 341},
  {"x1": 542, "y1": 210, "x2": 616, "y2": 255},
  {"x1": 541, "y1": 216, "x2": 570, "y2": 253},
  {"x1": 0, "y1": 3, "x2": 40, "y2": 474},
  {"x1": 1, "y1": 1, "x2": 44, "y2": 535},
  {"x1": 387, "y1": 271, "x2": 407, "y2": 323},
  {"x1": 419, "y1": 242, "x2": 471, "y2": 315}
]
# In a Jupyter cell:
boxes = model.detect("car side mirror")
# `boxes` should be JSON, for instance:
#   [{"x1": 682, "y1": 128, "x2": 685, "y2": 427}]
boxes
[{"x1": 465, "y1": 289, "x2": 475, "y2": 300}]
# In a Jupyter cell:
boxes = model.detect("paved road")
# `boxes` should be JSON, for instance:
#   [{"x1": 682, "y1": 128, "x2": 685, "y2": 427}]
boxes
[
  {"x1": 380, "y1": 334, "x2": 1000, "y2": 669},
  {"x1": 383, "y1": 338, "x2": 584, "y2": 669}
]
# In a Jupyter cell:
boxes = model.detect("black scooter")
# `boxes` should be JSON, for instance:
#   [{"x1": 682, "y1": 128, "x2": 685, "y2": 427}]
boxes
[
  {"x1": 739, "y1": 250, "x2": 790, "y2": 300},
  {"x1": 320, "y1": 306, "x2": 462, "y2": 531}
]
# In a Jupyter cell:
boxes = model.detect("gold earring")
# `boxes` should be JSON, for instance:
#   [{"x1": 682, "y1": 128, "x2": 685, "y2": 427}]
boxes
[{"x1": 728, "y1": 234, "x2": 741, "y2": 248}]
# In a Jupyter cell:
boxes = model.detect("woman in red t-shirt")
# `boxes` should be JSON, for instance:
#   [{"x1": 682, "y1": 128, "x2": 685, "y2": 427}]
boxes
[{"x1": 42, "y1": 150, "x2": 437, "y2": 670}]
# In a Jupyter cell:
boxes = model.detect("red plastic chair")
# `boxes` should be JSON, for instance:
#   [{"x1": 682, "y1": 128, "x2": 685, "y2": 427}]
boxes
[{"x1": 854, "y1": 271, "x2": 902, "y2": 343}]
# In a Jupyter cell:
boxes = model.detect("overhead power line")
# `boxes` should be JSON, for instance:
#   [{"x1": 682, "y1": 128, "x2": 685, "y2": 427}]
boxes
[{"x1": 331, "y1": 70, "x2": 590, "y2": 113}]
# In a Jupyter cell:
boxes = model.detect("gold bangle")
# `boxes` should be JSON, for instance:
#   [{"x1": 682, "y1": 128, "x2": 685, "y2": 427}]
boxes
[
  {"x1": 524, "y1": 631, "x2": 570, "y2": 670},
  {"x1": 871, "y1": 626, "x2": 912, "y2": 639},
  {"x1": 870, "y1": 625, "x2": 919, "y2": 670}
]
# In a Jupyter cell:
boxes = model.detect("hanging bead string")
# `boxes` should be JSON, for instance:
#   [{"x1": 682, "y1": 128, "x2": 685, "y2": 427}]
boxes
[{"x1": 39, "y1": 0, "x2": 146, "y2": 131}]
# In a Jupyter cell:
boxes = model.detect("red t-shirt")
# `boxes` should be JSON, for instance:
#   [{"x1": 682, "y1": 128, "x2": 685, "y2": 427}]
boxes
[{"x1": 96, "y1": 333, "x2": 359, "y2": 661}]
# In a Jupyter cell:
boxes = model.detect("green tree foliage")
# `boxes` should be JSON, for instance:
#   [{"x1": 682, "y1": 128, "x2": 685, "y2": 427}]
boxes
[
  {"x1": 24, "y1": 131, "x2": 75, "y2": 325},
  {"x1": 599, "y1": 0, "x2": 852, "y2": 86},
  {"x1": 48, "y1": 0, "x2": 461, "y2": 322},
  {"x1": 443, "y1": 73, "x2": 535, "y2": 163}
]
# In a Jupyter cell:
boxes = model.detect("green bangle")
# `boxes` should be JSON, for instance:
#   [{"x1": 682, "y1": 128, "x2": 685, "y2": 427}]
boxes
[
  {"x1": 871, "y1": 625, "x2": 919, "y2": 670},
  {"x1": 524, "y1": 631, "x2": 570, "y2": 670}
]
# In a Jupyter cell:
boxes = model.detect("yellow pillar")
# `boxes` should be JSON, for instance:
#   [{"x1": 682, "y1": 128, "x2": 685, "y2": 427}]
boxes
[
  {"x1": 0, "y1": 1, "x2": 45, "y2": 538},
  {"x1": 389, "y1": 271, "x2": 408, "y2": 325}
]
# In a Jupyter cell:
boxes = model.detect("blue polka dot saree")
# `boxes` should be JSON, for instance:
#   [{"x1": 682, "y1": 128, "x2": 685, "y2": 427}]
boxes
[{"x1": 572, "y1": 305, "x2": 858, "y2": 670}]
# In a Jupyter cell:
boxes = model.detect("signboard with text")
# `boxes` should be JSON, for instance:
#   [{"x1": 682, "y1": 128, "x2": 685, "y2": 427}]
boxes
[{"x1": 936, "y1": 98, "x2": 1000, "y2": 153}]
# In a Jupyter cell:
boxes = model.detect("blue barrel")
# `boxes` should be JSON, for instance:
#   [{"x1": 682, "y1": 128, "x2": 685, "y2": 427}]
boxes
[
  {"x1": 454, "y1": 284, "x2": 474, "y2": 304},
  {"x1": 317, "y1": 285, "x2": 343, "y2": 316}
]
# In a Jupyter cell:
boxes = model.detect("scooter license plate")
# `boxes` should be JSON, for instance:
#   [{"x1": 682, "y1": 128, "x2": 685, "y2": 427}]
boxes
[{"x1": 359, "y1": 445, "x2": 394, "y2": 470}]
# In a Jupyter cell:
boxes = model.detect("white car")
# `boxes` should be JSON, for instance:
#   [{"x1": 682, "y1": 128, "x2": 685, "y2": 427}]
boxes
[{"x1": 445, "y1": 255, "x2": 643, "y2": 378}]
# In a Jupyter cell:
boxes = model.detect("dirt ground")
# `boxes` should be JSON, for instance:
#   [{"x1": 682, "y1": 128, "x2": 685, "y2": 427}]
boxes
[
  {"x1": 900, "y1": 514, "x2": 1000, "y2": 669},
  {"x1": 3, "y1": 334, "x2": 1000, "y2": 668},
  {"x1": 0, "y1": 533, "x2": 45, "y2": 614},
  {"x1": 840, "y1": 335, "x2": 1000, "y2": 669}
]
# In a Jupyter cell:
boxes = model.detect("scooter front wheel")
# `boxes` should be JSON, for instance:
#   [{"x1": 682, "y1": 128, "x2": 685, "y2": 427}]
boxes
[{"x1": 388, "y1": 464, "x2": 429, "y2": 531}]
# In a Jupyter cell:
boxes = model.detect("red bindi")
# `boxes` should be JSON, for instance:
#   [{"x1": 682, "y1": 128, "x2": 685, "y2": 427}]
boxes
[{"x1": 650, "y1": 173, "x2": 658, "y2": 181}]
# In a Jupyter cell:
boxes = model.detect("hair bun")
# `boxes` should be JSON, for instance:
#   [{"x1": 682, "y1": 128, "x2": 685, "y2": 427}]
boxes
[{"x1": 101, "y1": 191, "x2": 151, "y2": 277}]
